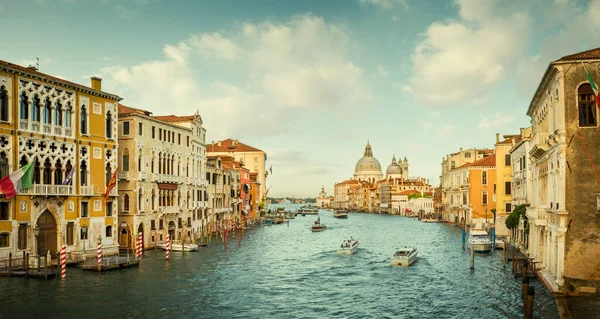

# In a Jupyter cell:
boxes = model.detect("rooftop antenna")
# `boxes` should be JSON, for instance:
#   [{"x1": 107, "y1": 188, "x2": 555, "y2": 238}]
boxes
[{"x1": 35, "y1": 57, "x2": 39, "y2": 70}]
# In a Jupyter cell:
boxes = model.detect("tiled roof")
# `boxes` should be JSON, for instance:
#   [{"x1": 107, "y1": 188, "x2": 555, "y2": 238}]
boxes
[
  {"x1": 153, "y1": 114, "x2": 201, "y2": 123},
  {"x1": 118, "y1": 103, "x2": 152, "y2": 116},
  {"x1": 399, "y1": 190, "x2": 419, "y2": 195},
  {"x1": 0, "y1": 59, "x2": 121, "y2": 101},
  {"x1": 556, "y1": 47, "x2": 600, "y2": 62},
  {"x1": 465, "y1": 154, "x2": 496, "y2": 167},
  {"x1": 497, "y1": 134, "x2": 522, "y2": 145},
  {"x1": 207, "y1": 139, "x2": 264, "y2": 153},
  {"x1": 337, "y1": 179, "x2": 360, "y2": 185}
]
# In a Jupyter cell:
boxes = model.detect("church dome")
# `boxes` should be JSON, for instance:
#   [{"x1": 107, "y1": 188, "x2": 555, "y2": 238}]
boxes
[
  {"x1": 386, "y1": 155, "x2": 402, "y2": 175},
  {"x1": 354, "y1": 142, "x2": 382, "y2": 172}
]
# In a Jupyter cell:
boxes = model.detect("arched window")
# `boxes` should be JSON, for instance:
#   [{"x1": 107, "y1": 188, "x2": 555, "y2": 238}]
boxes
[
  {"x1": 138, "y1": 189, "x2": 143, "y2": 211},
  {"x1": 122, "y1": 148, "x2": 130, "y2": 171},
  {"x1": 65, "y1": 161, "x2": 73, "y2": 185},
  {"x1": 65, "y1": 103, "x2": 72, "y2": 128},
  {"x1": 482, "y1": 191, "x2": 488, "y2": 205},
  {"x1": 151, "y1": 189, "x2": 156, "y2": 210},
  {"x1": 33, "y1": 157, "x2": 41, "y2": 184},
  {"x1": 178, "y1": 191, "x2": 181, "y2": 207},
  {"x1": 578, "y1": 83, "x2": 596, "y2": 127},
  {"x1": 0, "y1": 86, "x2": 8, "y2": 122},
  {"x1": 124, "y1": 194, "x2": 130, "y2": 211},
  {"x1": 106, "y1": 111, "x2": 112, "y2": 138},
  {"x1": 482, "y1": 171, "x2": 487, "y2": 185},
  {"x1": 54, "y1": 159, "x2": 63, "y2": 185},
  {"x1": 105, "y1": 225, "x2": 112, "y2": 238},
  {"x1": 105, "y1": 163, "x2": 111, "y2": 187},
  {"x1": 158, "y1": 152, "x2": 162, "y2": 174},
  {"x1": 54, "y1": 101, "x2": 63, "y2": 126},
  {"x1": 80, "y1": 105, "x2": 88, "y2": 134},
  {"x1": 32, "y1": 96, "x2": 42, "y2": 122},
  {"x1": 43, "y1": 98, "x2": 52, "y2": 124},
  {"x1": 43, "y1": 158, "x2": 52, "y2": 184},
  {"x1": 19, "y1": 92, "x2": 28, "y2": 120},
  {"x1": 151, "y1": 152, "x2": 155, "y2": 173},
  {"x1": 80, "y1": 160, "x2": 87, "y2": 186}
]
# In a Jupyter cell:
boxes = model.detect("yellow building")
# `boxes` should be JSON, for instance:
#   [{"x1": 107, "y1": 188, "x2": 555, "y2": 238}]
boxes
[
  {"x1": 0, "y1": 60, "x2": 121, "y2": 260},
  {"x1": 494, "y1": 133, "x2": 521, "y2": 236}
]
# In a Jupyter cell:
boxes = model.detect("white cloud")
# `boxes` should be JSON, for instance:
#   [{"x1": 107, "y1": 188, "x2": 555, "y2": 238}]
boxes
[
  {"x1": 116, "y1": 5, "x2": 135, "y2": 19},
  {"x1": 422, "y1": 122, "x2": 432, "y2": 132},
  {"x1": 438, "y1": 124, "x2": 456, "y2": 136},
  {"x1": 360, "y1": 0, "x2": 408, "y2": 10},
  {"x1": 100, "y1": 14, "x2": 370, "y2": 140},
  {"x1": 408, "y1": 0, "x2": 529, "y2": 107},
  {"x1": 476, "y1": 112, "x2": 516, "y2": 130},
  {"x1": 429, "y1": 111, "x2": 441, "y2": 117},
  {"x1": 377, "y1": 65, "x2": 389, "y2": 78}
]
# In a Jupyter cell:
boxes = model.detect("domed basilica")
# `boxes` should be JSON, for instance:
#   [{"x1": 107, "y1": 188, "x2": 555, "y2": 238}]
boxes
[{"x1": 353, "y1": 142, "x2": 408, "y2": 183}]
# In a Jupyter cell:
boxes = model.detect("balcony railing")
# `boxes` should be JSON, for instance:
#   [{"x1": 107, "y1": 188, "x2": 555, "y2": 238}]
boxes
[
  {"x1": 157, "y1": 174, "x2": 180, "y2": 184},
  {"x1": 54, "y1": 126, "x2": 63, "y2": 135},
  {"x1": 80, "y1": 185, "x2": 94, "y2": 195},
  {"x1": 18, "y1": 120, "x2": 75, "y2": 139},
  {"x1": 138, "y1": 172, "x2": 147, "y2": 180},
  {"x1": 118, "y1": 171, "x2": 130, "y2": 180},
  {"x1": 159, "y1": 206, "x2": 180, "y2": 214},
  {"x1": 65, "y1": 127, "x2": 72, "y2": 137},
  {"x1": 19, "y1": 120, "x2": 28, "y2": 130},
  {"x1": 31, "y1": 122, "x2": 40, "y2": 131},
  {"x1": 42, "y1": 124, "x2": 52, "y2": 134},
  {"x1": 21, "y1": 184, "x2": 73, "y2": 196}
]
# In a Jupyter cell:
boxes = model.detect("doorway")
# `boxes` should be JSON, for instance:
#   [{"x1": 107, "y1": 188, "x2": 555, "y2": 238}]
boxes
[{"x1": 36, "y1": 210, "x2": 57, "y2": 256}]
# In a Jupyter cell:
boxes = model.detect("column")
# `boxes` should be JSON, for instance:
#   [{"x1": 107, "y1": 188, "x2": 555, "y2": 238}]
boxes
[{"x1": 556, "y1": 233, "x2": 565, "y2": 286}]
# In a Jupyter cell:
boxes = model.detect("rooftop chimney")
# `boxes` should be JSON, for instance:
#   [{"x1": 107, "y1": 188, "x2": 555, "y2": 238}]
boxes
[
  {"x1": 218, "y1": 141, "x2": 222, "y2": 147},
  {"x1": 460, "y1": 147, "x2": 463, "y2": 153},
  {"x1": 495, "y1": 133, "x2": 500, "y2": 143},
  {"x1": 91, "y1": 76, "x2": 102, "y2": 91}
]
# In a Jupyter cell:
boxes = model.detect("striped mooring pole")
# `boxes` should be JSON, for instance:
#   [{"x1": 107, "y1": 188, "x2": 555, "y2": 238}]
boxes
[
  {"x1": 137, "y1": 232, "x2": 143, "y2": 259},
  {"x1": 97, "y1": 243, "x2": 102, "y2": 271},
  {"x1": 60, "y1": 245, "x2": 66, "y2": 279},
  {"x1": 165, "y1": 234, "x2": 170, "y2": 261}
]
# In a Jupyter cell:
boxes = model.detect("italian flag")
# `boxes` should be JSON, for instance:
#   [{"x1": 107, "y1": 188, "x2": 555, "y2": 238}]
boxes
[
  {"x1": 0, "y1": 160, "x2": 35, "y2": 199},
  {"x1": 583, "y1": 63, "x2": 600, "y2": 109}
]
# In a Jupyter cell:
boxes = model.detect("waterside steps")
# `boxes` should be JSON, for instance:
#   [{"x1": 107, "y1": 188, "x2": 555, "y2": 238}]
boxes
[{"x1": 82, "y1": 255, "x2": 140, "y2": 272}]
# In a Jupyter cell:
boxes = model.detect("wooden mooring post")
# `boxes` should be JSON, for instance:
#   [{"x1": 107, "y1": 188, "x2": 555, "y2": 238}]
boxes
[
  {"x1": 469, "y1": 244, "x2": 475, "y2": 270},
  {"x1": 25, "y1": 252, "x2": 29, "y2": 278},
  {"x1": 522, "y1": 276, "x2": 529, "y2": 303},
  {"x1": 8, "y1": 252, "x2": 12, "y2": 277},
  {"x1": 524, "y1": 286, "x2": 535, "y2": 319}
]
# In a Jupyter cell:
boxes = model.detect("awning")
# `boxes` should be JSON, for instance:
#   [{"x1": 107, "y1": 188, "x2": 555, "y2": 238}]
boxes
[{"x1": 158, "y1": 183, "x2": 178, "y2": 190}]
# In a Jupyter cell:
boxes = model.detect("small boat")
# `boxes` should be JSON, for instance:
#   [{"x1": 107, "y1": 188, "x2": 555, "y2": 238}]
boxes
[
  {"x1": 303, "y1": 208, "x2": 319, "y2": 215},
  {"x1": 494, "y1": 235, "x2": 507, "y2": 249},
  {"x1": 421, "y1": 218, "x2": 438, "y2": 223},
  {"x1": 156, "y1": 241, "x2": 199, "y2": 252},
  {"x1": 391, "y1": 247, "x2": 418, "y2": 266},
  {"x1": 333, "y1": 210, "x2": 348, "y2": 219},
  {"x1": 311, "y1": 218, "x2": 327, "y2": 232},
  {"x1": 336, "y1": 238, "x2": 359, "y2": 255},
  {"x1": 468, "y1": 228, "x2": 492, "y2": 253}
]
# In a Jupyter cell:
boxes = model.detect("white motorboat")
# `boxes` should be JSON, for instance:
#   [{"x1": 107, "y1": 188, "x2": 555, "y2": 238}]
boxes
[
  {"x1": 421, "y1": 218, "x2": 438, "y2": 223},
  {"x1": 336, "y1": 238, "x2": 359, "y2": 255},
  {"x1": 391, "y1": 247, "x2": 418, "y2": 266},
  {"x1": 468, "y1": 228, "x2": 492, "y2": 253},
  {"x1": 494, "y1": 235, "x2": 507, "y2": 249},
  {"x1": 333, "y1": 210, "x2": 348, "y2": 219},
  {"x1": 156, "y1": 241, "x2": 199, "y2": 252}
]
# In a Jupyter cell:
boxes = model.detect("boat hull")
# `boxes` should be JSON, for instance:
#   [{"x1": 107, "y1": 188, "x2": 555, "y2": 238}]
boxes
[
  {"x1": 311, "y1": 226, "x2": 327, "y2": 232},
  {"x1": 391, "y1": 255, "x2": 417, "y2": 266},
  {"x1": 336, "y1": 246, "x2": 357, "y2": 255},
  {"x1": 470, "y1": 243, "x2": 492, "y2": 253},
  {"x1": 156, "y1": 243, "x2": 199, "y2": 252}
]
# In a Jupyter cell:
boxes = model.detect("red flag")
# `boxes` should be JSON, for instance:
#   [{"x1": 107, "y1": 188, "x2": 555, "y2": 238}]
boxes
[{"x1": 104, "y1": 167, "x2": 118, "y2": 205}]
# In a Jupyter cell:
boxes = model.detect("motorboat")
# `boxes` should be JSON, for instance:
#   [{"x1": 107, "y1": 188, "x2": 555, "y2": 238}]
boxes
[
  {"x1": 333, "y1": 210, "x2": 348, "y2": 219},
  {"x1": 336, "y1": 238, "x2": 359, "y2": 255},
  {"x1": 468, "y1": 228, "x2": 492, "y2": 253},
  {"x1": 421, "y1": 218, "x2": 438, "y2": 223},
  {"x1": 303, "y1": 208, "x2": 319, "y2": 215},
  {"x1": 311, "y1": 218, "x2": 327, "y2": 232},
  {"x1": 156, "y1": 241, "x2": 199, "y2": 252},
  {"x1": 391, "y1": 247, "x2": 418, "y2": 266},
  {"x1": 494, "y1": 235, "x2": 507, "y2": 249}
]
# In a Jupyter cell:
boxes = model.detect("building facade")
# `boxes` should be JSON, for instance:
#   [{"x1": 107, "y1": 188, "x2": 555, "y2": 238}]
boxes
[
  {"x1": 494, "y1": 133, "x2": 520, "y2": 236},
  {"x1": 316, "y1": 186, "x2": 333, "y2": 208},
  {"x1": 0, "y1": 60, "x2": 120, "y2": 260}
]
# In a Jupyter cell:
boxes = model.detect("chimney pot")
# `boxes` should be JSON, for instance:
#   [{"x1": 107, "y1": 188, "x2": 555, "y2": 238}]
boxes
[
  {"x1": 91, "y1": 76, "x2": 102, "y2": 91},
  {"x1": 495, "y1": 133, "x2": 500, "y2": 143}
]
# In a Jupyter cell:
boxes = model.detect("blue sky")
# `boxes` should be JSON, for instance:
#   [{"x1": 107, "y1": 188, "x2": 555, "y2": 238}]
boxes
[{"x1": 1, "y1": 0, "x2": 599, "y2": 197}]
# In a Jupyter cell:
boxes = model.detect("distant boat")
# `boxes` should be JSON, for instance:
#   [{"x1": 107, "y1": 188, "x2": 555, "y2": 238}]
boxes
[
  {"x1": 303, "y1": 208, "x2": 319, "y2": 215},
  {"x1": 311, "y1": 218, "x2": 327, "y2": 232},
  {"x1": 333, "y1": 210, "x2": 348, "y2": 219},
  {"x1": 391, "y1": 247, "x2": 418, "y2": 266}
]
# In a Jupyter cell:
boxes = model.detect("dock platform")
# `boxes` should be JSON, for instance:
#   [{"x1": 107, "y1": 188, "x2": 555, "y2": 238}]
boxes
[{"x1": 82, "y1": 256, "x2": 140, "y2": 272}]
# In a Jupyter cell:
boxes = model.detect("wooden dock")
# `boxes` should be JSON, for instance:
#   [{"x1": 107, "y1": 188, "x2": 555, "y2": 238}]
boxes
[{"x1": 82, "y1": 256, "x2": 139, "y2": 271}]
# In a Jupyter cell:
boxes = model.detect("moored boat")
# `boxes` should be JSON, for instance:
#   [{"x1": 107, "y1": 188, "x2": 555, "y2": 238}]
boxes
[
  {"x1": 336, "y1": 238, "x2": 359, "y2": 254},
  {"x1": 468, "y1": 228, "x2": 492, "y2": 253},
  {"x1": 333, "y1": 210, "x2": 348, "y2": 219},
  {"x1": 156, "y1": 241, "x2": 199, "y2": 252},
  {"x1": 494, "y1": 235, "x2": 507, "y2": 249},
  {"x1": 390, "y1": 247, "x2": 418, "y2": 266}
]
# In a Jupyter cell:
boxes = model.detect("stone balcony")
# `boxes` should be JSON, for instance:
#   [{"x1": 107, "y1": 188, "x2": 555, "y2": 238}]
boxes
[
  {"x1": 159, "y1": 206, "x2": 180, "y2": 215},
  {"x1": 138, "y1": 172, "x2": 147, "y2": 180},
  {"x1": 118, "y1": 171, "x2": 130, "y2": 180},
  {"x1": 80, "y1": 185, "x2": 94, "y2": 196},
  {"x1": 19, "y1": 119, "x2": 74, "y2": 138}
]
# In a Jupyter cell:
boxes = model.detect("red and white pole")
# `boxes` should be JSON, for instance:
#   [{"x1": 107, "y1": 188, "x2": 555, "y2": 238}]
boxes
[
  {"x1": 97, "y1": 242, "x2": 102, "y2": 271},
  {"x1": 137, "y1": 232, "x2": 143, "y2": 259},
  {"x1": 60, "y1": 245, "x2": 66, "y2": 279},
  {"x1": 166, "y1": 234, "x2": 170, "y2": 261}
]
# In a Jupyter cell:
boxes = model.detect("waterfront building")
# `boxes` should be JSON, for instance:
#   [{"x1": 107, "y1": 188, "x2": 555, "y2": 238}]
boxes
[
  {"x1": 333, "y1": 179, "x2": 359, "y2": 209},
  {"x1": 206, "y1": 156, "x2": 234, "y2": 231},
  {"x1": 525, "y1": 48, "x2": 600, "y2": 294},
  {"x1": 493, "y1": 133, "x2": 520, "y2": 236},
  {"x1": 207, "y1": 139, "x2": 268, "y2": 205},
  {"x1": 407, "y1": 194, "x2": 435, "y2": 218},
  {"x1": 509, "y1": 126, "x2": 533, "y2": 250},
  {"x1": 440, "y1": 147, "x2": 494, "y2": 222},
  {"x1": 0, "y1": 60, "x2": 121, "y2": 259},
  {"x1": 117, "y1": 105, "x2": 208, "y2": 250},
  {"x1": 456, "y1": 155, "x2": 497, "y2": 226},
  {"x1": 316, "y1": 186, "x2": 333, "y2": 208},
  {"x1": 221, "y1": 156, "x2": 243, "y2": 223},
  {"x1": 248, "y1": 172, "x2": 261, "y2": 221},
  {"x1": 391, "y1": 192, "x2": 409, "y2": 215},
  {"x1": 433, "y1": 187, "x2": 442, "y2": 214}
]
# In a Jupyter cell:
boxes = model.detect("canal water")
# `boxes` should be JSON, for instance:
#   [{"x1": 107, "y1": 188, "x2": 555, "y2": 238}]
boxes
[{"x1": 1, "y1": 206, "x2": 559, "y2": 319}]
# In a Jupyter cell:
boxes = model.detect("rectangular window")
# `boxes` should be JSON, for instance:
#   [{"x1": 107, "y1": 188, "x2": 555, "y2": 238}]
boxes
[
  {"x1": 159, "y1": 219, "x2": 164, "y2": 230},
  {"x1": 505, "y1": 181, "x2": 511, "y2": 195},
  {"x1": 0, "y1": 202, "x2": 8, "y2": 220},
  {"x1": 18, "y1": 224, "x2": 27, "y2": 250},
  {"x1": 159, "y1": 128, "x2": 162, "y2": 140},
  {"x1": 93, "y1": 102, "x2": 102, "y2": 114},
  {"x1": 138, "y1": 123, "x2": 143, "y2": 136},
  {"x1": 151, "y1": 220, "x2": 156, "y2": 230},
  {"x1": 0, "y1": 233, "x2": 8, "y2": 247},
  {"x1": 178, "y1": 134, "x2": 181, "y2": 145},
  {"x1": 152, "y1": 126, "x2": 156, "y2": 138},
  {"x1": 187, "y1": 136, "x2": 190, "y2": 147},
  {"x1": 94, "y1": 200, "x2": 101, "y2": 211},
  {"x1": 522, "y1": 155, "x2": 526, "y2": 169},
  {"x1": 81, "y1": 202, "x2": 89, "y2": 218},
  {"x1": 93, "y1": 148, "x2": 102, "y2": 159},
  {"x1": 178, "y1": 218, "x2": 182, "y2": 228},
  {"x1": 187, "y1": 217, "x2": 191, "y2": 226},
  {"x1": 451, "y1": 161, "x2": 456, "y2": 169},
  {"x1": 106, "y1": 202, "x2": 113, "y2": 217},
  {"x1": 465, "y1": 152, "x2": 471, "y2": 158},
  {"x1": 506, "y1": 202, "x2": 512, "y2": 213},
  {"x1": 66, "y1": 222, "x2": 74, "y2": 245},
  {"x1": 106, "y1": 226, "x2": 112, "y2": 237},
  {"x1": 505, "y1": 154, "x2": 511, "y2": 166},
  {"x1": 123, "y1": 122, "x2": 130, "y2": 135}
]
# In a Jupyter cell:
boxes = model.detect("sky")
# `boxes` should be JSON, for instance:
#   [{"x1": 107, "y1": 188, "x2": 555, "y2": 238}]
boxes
[{"x1": 1, "y1": 0, "x2": 599, "y2": 198}]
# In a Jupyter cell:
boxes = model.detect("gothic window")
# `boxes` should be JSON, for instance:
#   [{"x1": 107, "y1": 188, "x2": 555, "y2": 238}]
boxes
[
  {"x1": 0, "y1": 152, "x2": 8, "y2": 178},
  {"x1": 80, "y1": 105, "x2": 88, "y2": 134},
  {"x1": 482, "y1": 191, "x2": 488, "y2": 205},
  {"x1": 32, "y1": 96, "x2": 42, "y2": 123},
  {"x1": 124, "y1": 194, "x2": 130, "y2": 211},
  {"x1": 578, "y1": 83, "x2": 596, "y2": 127},
  {"x1": 54, "y1": 101, "x2": 63, "y2": 126},
  {"x1": 19, "y1": 92, "x2": 28, "y2": 120},
  {"x1": 105, "y1": 163, "x2": 111, "y2": 187},
  {"x1": 106, "y1": 111, "x2": 112, "y2": 138},
  {"x1": 42, "y1": 158, "x2": 52, "y2": 184},
  {"x1": 151, "y1": 189, "x2": 156, "y2": 210},
  {"x1": 158, "y1": 152, "x2": 162, "y2": 174},
  {"x1": 151, "y1": 152, "x2": 155, "y2": 173},
  {"x1": 80, "y1": 160, "x2": 87, "y2": 186},
  {"x1": 33, "y1": 157, "x2": 41, "y2": 184},
  {"x1": 122, "y1": 148, "x2": 130, "y2": 171},
  {"x1": 0, "y1": 86, "x2": 8, "y2": 122},
  {"x1": 54, "y1": 159, "x2": 63, "y2": 185},
  {"x1": 65, "y1": 103, "x2": 72, "y2": 128},
  {"x1": 138, "y1": 189, "x2": 143, "y2": 211},
  {"x1": 64, "y1": 161, "x2": 73, "y2": 185},
  {"x1": 481, "y1": 171, "x2": 487, "y2": 185},
  {"x1": 43, "y1": 98, "x2": 51, "y2": 124}
]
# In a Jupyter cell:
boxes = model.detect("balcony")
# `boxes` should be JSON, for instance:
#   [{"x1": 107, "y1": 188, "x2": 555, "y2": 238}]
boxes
[
  {"x1": 18, "y1": 119, "x2": 74, "y2": 139},
  {"x1": 21, "y1": 184, "x2": 73, "y2": 196},
  {"x1": 138, "y1": 172, "x2": 147, "y2": 180},
  {"x1": 65, "y1": 127, "x2": 73, "y2": 137},
  {"x1": 19, "y1": 120, "x2": 28, "y2": 130},
  {"x1": 118, "y1": 171, "x2": 130, "y2": 180},
  {"x1": 54, "y1": 126, "x2": 63, "y2": 136},
  {"x1": 529, "y1": 132, "x2": 549, "y2": 159},
  {"x1": 80, "y1": 185, "x2": 94, "y2": 196},
  {"x1": 157, "y1": 174, "x2": 180, "y2": 184},
  {"x1": 42, "y1": 124, "x2": 52, "y2": 134},
  {"x1": 159, "y1": 206, "x2": 180, "y2": 215}
]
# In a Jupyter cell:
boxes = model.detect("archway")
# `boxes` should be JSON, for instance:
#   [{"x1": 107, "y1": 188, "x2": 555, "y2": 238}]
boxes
[
  {"x1": 119, "y1": 223, "x2": 130, "y2": 250},
  {"x1": 36, "y1": 210, "x2": 57, "y2": 256}
]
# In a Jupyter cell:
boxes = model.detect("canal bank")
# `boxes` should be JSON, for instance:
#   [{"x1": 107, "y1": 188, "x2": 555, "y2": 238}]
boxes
[{"x1": 0, "y1": 210, "x2": 559, "y2": 318}]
